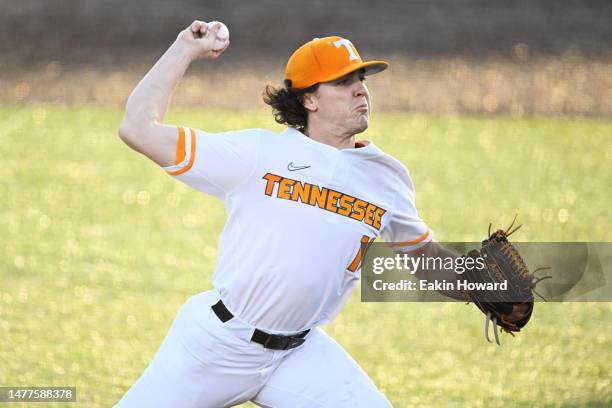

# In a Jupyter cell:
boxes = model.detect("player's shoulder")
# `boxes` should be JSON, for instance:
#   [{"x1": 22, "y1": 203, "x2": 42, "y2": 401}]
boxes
[
  {"x1": 369, "y1": 146, "x2": 417, "y2": 203},
  {"x1": 365, "y1": 143, "x2": 412, "y2": 180},
  {"x1": 212, "y1": 127, "x2": 291, "y2": 142},
  {"x1": 255, "y1": 126, "x2": 306, "y2": 148},
  {"x1": 191, "y1": 126, "x2": 301, "y2": 148},
  {"x1": 189, "y1": 127, "x2": 268, "y2": 151},
  {"x1": 193, "y1": 127, "x2": 266, "y2": 138}
]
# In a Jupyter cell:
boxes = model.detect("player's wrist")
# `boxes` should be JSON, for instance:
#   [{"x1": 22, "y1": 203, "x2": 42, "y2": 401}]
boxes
[{"x1": 169, "y1": 38, "x2": 201, "y2": 63}]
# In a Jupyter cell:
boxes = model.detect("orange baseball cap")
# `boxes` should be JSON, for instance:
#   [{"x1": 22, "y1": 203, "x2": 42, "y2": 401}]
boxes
[{"x1": 284, "y1": 36, "x2": 388, "y2": 90}]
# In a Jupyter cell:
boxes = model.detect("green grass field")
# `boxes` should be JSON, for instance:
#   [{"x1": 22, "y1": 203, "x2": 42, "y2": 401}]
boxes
[{"x1": 1, "y1": 106, "x2": 611, "y2": 407}]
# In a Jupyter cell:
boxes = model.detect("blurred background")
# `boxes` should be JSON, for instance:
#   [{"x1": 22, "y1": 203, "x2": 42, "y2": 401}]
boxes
[
  {"x1": 1, "y1": 1, "x2": 611, "y2": 407},
  {"x1": 2, "y1": 0, "x2": 612, "y2": 115}
]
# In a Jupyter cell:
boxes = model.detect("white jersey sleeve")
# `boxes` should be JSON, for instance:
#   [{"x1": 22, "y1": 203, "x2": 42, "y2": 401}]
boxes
[
  {"x1": 380, "y1": 162, "x2": 433, "y2": 252},
  {"x1": 162, "y1": 126, "x2": 261, "y2": 200}
]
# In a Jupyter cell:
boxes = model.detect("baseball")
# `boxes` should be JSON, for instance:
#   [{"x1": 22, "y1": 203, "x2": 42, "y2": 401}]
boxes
[{"x1": 207, "y1": 21, "x2": 229, "y2": 51}]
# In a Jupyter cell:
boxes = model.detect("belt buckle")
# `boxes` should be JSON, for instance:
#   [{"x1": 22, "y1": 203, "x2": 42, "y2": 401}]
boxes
[
  {"x1": 262, "y1": 334, "x2": 304, "y2": 350},
  {"x1": 286, "y1": 337, "x2": 305, "y2": 349}
]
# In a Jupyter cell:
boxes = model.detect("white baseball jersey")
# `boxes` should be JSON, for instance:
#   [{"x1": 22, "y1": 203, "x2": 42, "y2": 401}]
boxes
[{"x1": 163, "y1": 126, "x2": 432, "y2": 333}]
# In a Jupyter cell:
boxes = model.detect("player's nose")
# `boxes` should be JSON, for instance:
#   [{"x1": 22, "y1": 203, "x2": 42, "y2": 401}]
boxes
[{"x1": 353, "y1": 81, "x2": 367, "y2": 97}]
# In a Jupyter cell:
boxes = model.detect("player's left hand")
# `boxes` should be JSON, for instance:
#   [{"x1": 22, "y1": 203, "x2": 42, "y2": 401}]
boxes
[{"x1": 463, "y1": 218, "x2": 550, "y2": 345}]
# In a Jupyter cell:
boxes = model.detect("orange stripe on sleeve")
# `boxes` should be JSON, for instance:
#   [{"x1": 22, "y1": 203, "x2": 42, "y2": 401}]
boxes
[
  {"x1": 167, "y1": 127, "x2": 196, "y2": 176},
  {"x1": 388, "y1": 229, "x2": 430, "y2": 248},
  {"x1": 175, "y1": 126, "x2": 186, "y2": 165}
]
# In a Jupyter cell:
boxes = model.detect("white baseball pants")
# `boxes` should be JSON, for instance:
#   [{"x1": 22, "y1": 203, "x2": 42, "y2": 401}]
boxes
[{"x1": 114, "y1": 290, "x2": 392, "y2": 408}]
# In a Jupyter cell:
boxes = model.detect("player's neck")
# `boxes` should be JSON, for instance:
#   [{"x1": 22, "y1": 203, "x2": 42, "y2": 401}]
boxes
[{"x1": 303, "y1": 123, "x2": 356, "y2": 150}]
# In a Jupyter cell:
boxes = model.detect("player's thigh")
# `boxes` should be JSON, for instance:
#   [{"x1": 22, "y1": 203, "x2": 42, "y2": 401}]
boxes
[
  {"x1": 251, "y1": 328, "x2": 392, "y2": 408},
  {"x1": 114, "y1": 293, "x2": 268, "y2": 408}
]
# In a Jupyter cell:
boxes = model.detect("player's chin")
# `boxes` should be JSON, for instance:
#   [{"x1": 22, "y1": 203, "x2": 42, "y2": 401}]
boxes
[{"x1": 352, "y1": 115, "x2": 369, "y2": 134}]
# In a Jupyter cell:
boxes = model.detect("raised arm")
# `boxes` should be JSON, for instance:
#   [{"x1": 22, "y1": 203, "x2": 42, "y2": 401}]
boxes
[{"x1": 118, "y1": 20, "x2": 229, "y2": 166}]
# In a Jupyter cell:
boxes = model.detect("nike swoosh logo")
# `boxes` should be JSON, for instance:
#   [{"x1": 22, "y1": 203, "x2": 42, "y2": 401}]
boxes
[{"x1": 287, "y1": 162, "x2": 311, "y2": 171}]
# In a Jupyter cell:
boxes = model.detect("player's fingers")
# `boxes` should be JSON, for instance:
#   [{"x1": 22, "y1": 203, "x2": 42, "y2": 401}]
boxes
[
  {"x1": 221, "y1": 40, "x2": 230, "y2": 52},
  {"x1": 208, "y1": 23, "x2": 221, "y2": 37},
  {"x1": 211, "y1": 40, "x2": 230, "y2": 59},
  {"x1": 199, "y1": 22, "x2": 209, "y2": 36},
  {"x1": 190, "y1": 20, "x2": 202, "y2": 33}
]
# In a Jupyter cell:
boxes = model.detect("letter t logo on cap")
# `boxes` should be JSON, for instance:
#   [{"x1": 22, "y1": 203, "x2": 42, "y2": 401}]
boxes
[
  {"x1": 333, "y1": 39, "x2": 358, "y2": 61},
  {"x1": 284, "y1": 36, "x2": 387, "y2": 89}
]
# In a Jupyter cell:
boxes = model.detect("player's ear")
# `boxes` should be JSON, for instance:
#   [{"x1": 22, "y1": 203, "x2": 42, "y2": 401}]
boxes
[{"x1": 301, "y1": 92, "x2": 317, "y2": 112}]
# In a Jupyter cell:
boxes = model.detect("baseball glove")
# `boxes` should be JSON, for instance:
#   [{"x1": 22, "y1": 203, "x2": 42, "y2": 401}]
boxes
[{"x1": 463, "y1": 216, "x2": 551, "y2": 345}]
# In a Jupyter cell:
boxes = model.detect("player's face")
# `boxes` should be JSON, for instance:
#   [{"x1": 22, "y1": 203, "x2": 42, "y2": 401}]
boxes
[{"x1": 310, "y1": 70, "x2": 371, "y2": 135}]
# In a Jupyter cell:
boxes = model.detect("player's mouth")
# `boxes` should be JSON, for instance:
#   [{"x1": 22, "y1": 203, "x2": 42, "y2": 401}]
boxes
[{"x1": 354, "y1": 104, "x2": 369, "y2": 113}]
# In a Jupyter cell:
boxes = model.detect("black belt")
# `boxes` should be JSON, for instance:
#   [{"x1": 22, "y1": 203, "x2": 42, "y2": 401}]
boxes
[{"x1": 211, "y1": 300, "x2": 309, "y2": 350}]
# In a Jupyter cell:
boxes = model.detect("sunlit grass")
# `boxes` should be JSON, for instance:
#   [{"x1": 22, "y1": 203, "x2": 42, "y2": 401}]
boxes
[{"x1": 1, "y1": 106, "x2": 610, "y2": 407}]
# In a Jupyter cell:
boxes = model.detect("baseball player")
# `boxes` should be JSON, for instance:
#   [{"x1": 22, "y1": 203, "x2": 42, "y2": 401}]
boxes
[{"x1": 115, "y1": 20, "x2": 465, "y2": 407}]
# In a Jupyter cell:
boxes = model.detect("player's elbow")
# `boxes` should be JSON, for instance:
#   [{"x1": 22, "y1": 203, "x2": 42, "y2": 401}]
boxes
[
  {"x1": 118, "y1": 119, "x2": 136, "y2": 142},
  {"x1": 117, "y1": 121, "x2": 176, "y2": 167},
  {"x1": 118, "y1": 121, "x2": 144, "y2": 153}
]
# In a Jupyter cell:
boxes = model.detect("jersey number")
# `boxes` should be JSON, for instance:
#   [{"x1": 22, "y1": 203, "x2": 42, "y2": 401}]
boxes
[{"x1": 347, "y1": 235, "x2": 375, "y2": 272}]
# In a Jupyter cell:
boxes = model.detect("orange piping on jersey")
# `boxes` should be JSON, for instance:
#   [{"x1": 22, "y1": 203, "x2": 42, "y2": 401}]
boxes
[
  {"x1": 167, "y1": 127, "x2": 196, "y2": 176},
  {"x1": 175, "y1": 126, "x2": 186, "y2": 165},
  {"x1": 388, "y1": 229, "x2": 431, "y2": 248}
]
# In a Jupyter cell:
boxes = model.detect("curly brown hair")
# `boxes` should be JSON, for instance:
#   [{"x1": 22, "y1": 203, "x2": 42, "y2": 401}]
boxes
[{"x1": 262, "y1": 81, "x2": 319, "y2": 132}]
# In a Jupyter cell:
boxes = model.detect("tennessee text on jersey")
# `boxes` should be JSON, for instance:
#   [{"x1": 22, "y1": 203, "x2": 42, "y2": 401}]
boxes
[{"x1": 262, "y1": 173, "x2": 386, "y2": 230}]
